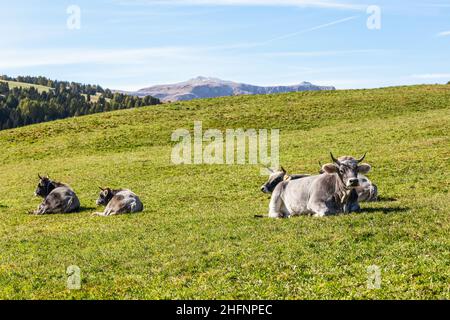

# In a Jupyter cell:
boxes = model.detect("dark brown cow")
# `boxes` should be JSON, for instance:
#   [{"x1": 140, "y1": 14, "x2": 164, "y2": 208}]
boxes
[{"x1": 33, "y1": 175, "x2": 80, "y2": 214}]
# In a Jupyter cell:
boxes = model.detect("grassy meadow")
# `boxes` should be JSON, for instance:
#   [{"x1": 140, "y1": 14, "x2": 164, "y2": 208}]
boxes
[
  {"x1": 0, "y1": 80, "x2": 52, "y2": 93},
  {"x1": 0, "y1": 80, "x2": 105, "y2": 102},
  {"x1": 0, "y1": 85, "x2": 449, "y2": 299}
]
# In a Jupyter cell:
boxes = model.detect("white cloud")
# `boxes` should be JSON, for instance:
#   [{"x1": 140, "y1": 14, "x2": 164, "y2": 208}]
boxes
[
  {"x1": 411, "y1": 73, "x2": 450, "y2": 79},
  {"x1": 436, "y1": 30, "x2": 450, "y2": 37},
  {"x1": 260, "y1": 49, "x2": 382, "y2": 57},
  {"x1": 0, "y1": 46, "x2": 380, "y2": 70},
  {"x1": 116, "y1": 0, "x2": 366, "y2": 11},
  {"x1": 0, "y1": 47, "x2": 199, "y2": 69}
]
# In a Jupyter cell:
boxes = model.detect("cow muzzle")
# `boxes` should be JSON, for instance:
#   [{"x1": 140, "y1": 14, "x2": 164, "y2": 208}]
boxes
[
  {"x1": 347, "y1": 178, "x2": 360, "y2": 188},
  {"x1": 260, "y1": 185, "x2": 270, "y2": 193}
]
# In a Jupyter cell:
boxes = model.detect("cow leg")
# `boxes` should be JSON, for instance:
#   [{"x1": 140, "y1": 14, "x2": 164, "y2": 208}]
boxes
[
  {"x1": 92, "y1": 207, "x2": 115, "y2": 216},
  {"x1": 343, "y1": 190, "x2": 361, "y2": 213},
  {"x1": 34, "y1": 205, "x2": 60, "y2": 215},
  {"x1": 35, "y1": 195, "x2": 66, "y2": 215},
  {"x1": 34, "y1": 206, "x2": 45, "y2": 215},
  {"x1": 34, "y1": 201, "x2": 50, "y2": 215},
  {"x1": 268, "y1": 186, "x2": 288, "y2": 218},
  {"x1": 343, "y1": 202, "x2": 361, "y2": 213},
  {"x1": 308, "y1": 201, "x2": 334, "y2": 217},
  {"x1": 92, "y1": 205, "x2": 116, "y2": 216}
]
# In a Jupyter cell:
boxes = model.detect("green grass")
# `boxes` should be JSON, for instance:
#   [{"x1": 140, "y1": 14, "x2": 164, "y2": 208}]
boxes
[
  {"x1": 0, "y1": 85, "x2": 449, "y2": 299},
  {"x1": 0, "y1": 81, "x2": 105, "y2": 103},
  {"x1": 0, "y1": 80, "x2": 53, "y2": 93}
]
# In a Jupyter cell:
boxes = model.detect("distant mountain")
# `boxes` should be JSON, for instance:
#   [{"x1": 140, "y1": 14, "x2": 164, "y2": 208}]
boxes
[{"x1": 124, "y1": 76, "x2": 335, "y2": 102}]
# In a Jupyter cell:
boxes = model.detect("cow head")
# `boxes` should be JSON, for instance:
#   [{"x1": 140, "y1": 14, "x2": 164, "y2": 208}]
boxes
[
  {"x1": 35, "y1": 174, "x2": 53, "y2": 198},
  {"x1": 261, "y1": 167, "x2": 287, "y2": 193},
  {"x1": 356, "y1": 177, "x2": 378, "y2": 202},
  {"x1": 96, "y1": 187, "x2": 114, "y2": 206},
  {"x1": 321, "y1": 153, "x2": 371, "y2": 189}
]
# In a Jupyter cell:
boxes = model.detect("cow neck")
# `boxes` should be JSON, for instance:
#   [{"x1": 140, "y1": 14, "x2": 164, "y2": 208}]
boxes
[
  {"x1": 46, "y1": 180, "x2": 65, "y2": 197},
  {"x1": 105, "y1": 189, "x2": 122, "y2": 205},
  {"x1": 45, "y1": 181, "x2": 56, "y2": 196},
  {"x1": 333, "y1": 174, "x2": 351, "y2": 204}
]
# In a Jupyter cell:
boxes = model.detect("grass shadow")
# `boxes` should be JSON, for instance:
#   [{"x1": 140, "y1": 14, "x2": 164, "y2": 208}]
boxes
[
  {"x1": 362, "y1": 207, "x2": 410, "y2": 214},
  {"x1": 26, "y1": 206, "x2": 97, "y2": 215},
  {"x1": 78, "y1": 206, "x2": 97, "y2": 214},
  {"x1": 376, "y1": 196, "x2": 398, "y2": 202}
]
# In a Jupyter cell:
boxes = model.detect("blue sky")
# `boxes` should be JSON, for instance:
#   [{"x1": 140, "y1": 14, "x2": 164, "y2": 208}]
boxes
[{"x1": 1, "y1": 0, "x2": 450, "y2": 90}]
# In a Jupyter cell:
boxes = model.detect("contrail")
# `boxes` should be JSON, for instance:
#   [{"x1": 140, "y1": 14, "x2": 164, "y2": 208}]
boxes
[
  {"x1": 214, "y1": 15, "x2": 360, "y2": 51},
  {"x1": 261, "y1": 15, "x2": 359, "y2": 45}
]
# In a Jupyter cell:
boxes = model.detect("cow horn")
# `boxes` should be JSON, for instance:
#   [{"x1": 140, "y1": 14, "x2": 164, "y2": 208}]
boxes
[
  {"x1": 99, "y1": 186, "x2": 105, "y2": 191},
  {"x1": 38, "y1": 174, "x2": 42, "y2": 179},
  {"x1": 330, "y1": 152, "x2": 340, "y2": 165},
  {"x1": 318, "y1": 161, "x2": 325, "y2": 174},
  {"x1": 265, "y1": 166, "x2": 274, "y2": 173},
  {"x1": 280, "y1": 166, "x2": 286, "y2": 173},
  {"x1": 357, "y1": 152, "x2": 367, "y2": 163}
]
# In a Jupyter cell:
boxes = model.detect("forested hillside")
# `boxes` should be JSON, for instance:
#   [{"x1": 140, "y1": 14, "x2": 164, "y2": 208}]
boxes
[{"x1": 0, "y1": 76, "x2": 160, "y2": 130}]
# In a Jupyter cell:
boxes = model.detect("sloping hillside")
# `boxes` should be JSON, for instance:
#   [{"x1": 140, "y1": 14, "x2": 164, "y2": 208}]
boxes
[
  {"x1": 0, "y1": 85, "x2": 449, "y2": 299},
  {"x1": 0, "y1": 80, "x2": 52, "y2": 93}
]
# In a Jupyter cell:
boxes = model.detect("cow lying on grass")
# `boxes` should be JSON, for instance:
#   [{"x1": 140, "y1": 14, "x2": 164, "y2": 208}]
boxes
[
  {"x1": 260, "y1": 167, "x2": 309, "y2": 193},
  {"x1": 32, "y1": 175, "x2": 80, "y2": 214},
  {"x1": 261, "y1": 164, "x2": 378, "y2": 202},
  {"x1": 267, "y1": 153, "x2": 372, "y2": 218},
  {"x1": 354, "y1": 175, "x2": 378, "y2": 202},
  {"x1": 93, "y1": 188, "x2": 143, "y2": 216},
  {"x1": 318, "y1": 163, "x2": 378, "y2": 202}
]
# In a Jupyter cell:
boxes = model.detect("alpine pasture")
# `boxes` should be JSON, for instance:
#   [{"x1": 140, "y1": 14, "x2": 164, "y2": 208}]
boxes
[{"x1": 0, "y1": 85, "x2": 449, "y2": 299}]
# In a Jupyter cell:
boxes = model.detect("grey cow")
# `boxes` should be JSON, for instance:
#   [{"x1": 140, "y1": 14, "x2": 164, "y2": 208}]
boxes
[
  {"x1": 94, "y1": 188, "x2": 143, "y2": 216},
  {"x1": 318, "y1": 163, "x2": 378, "y2": 202},
  {"x1": 355, "y1": 175, "x2": 378, "y2": 202},
  {"x1": 33, "y1": 175, "x2": 80, "y2": 214},
  {"x1": 268, "y1": 153, "x2": 372, "y2": 218},
  {"x1": 262, "y1": 166, "x2": 377, "y2": 202}
]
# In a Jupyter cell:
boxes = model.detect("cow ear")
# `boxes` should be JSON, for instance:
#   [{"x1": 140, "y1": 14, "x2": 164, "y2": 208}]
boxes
[
  {"x1": 322, "y1": 163, "x2": 337, "y2": 174},
  {"x1": 358, "y1": 163, "x2": 371, "y2": 174}
]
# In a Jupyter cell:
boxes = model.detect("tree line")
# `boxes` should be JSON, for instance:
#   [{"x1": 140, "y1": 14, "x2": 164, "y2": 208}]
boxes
[{"x1": 0, "y1": 75, "x2": 160, "y2": 130}]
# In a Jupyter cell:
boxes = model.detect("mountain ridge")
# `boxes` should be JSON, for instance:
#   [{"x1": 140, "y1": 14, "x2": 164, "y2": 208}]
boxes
[{"x1": 120, "y1": 76, "x2": 335, "y2": 102}]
